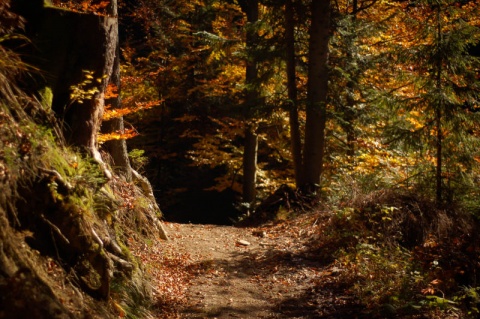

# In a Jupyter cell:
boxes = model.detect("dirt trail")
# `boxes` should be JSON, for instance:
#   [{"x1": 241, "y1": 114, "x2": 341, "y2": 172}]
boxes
[
  {"x1": 167, "y1": 223, "x2": 279, "y2": 318},
  {"x1": 157, "y1": 218, "x2": 350, "y2": 319}
]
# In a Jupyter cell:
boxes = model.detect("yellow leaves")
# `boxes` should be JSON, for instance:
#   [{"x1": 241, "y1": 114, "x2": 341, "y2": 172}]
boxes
[
  {"x1": 357, "y1": 152, "x2": 381, "y2": 168},
  {"x1": 406, "y1": 110, "x2": 425, "y2": 131},
  {"x1": 69, "y1": 70, "x2": 106, "y2": 104},
  {"x1": 208, "y1": 50, "x2": 226, "y2": 62},
  {"x1": 348, "y1": 137, "x2": 421, "y2": 188},
  {"x1": 110, "y1": 300, "x2": 126, "y2": 318}
]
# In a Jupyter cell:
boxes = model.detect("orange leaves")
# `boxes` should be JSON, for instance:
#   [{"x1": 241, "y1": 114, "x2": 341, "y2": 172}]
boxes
[
  {"x1": 104, "y1": 83, "x2": 118, "y2": 100},
  {"x1": 421, "y1": 286, "x2": 436, "y2": 295},
  {"x1": 97, "y1": 128, "x2": 138, "y2": 144},
  {"x1": 52, "y1": 0, "x2": 111, "y2": 15},
  {"x1": 103, "y1": 100, "x2": 163, "y2": 121},
  {"x1": 421, "y1": 279, "x2": 442, "y2": 295},
  {"x1": 83, "y1": 0, "x2": 110, "y2": 14}
]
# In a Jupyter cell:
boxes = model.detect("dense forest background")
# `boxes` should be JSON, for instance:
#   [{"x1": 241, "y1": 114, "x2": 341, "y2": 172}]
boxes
[
  {"x1": 111, "y1": 0, "x2": 480, "y2": 224},
  {"x1": 1, "y1": 0, "x2": 480, "y2": 318}
]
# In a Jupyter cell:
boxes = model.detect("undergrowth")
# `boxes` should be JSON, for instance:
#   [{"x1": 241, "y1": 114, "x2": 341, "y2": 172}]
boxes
[{"x1": 313, "y1": 186, "x2": 480, "y2": 318}]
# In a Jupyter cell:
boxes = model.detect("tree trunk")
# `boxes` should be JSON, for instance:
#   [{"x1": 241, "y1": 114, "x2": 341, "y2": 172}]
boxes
[
  {"x1": 243, "y1": 123, "x2": 258, "y2": 205},
  {"x1": 302, "y1": 0, "x2": 331, "y2": 192},
  {"x1": 344, "y1": 0, "x2": 359, "y2": 159},
  {"x1": 101, "y1": 0, "x2": 133, "y2": 182},
  {"x1": 435, "y1": 6, "x2": 443, "y2": 206},
  {"x1": 34, "y1": 7, "x2": 117, "y2": 178},
  {"x1": 285, "y1": 0, "x2": 304, "y2": 187},
  {"x1": 239, "y1": 0, "x2": 260, "y2": 205}
]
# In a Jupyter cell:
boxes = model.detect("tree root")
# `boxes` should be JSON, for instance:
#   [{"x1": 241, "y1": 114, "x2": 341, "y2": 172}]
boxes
[
  {"x1": 107, "y1": 252, "x2": 133, "y2": 273},
  {"x1": 132, "y1": 169, "x2": 169, "y2": 240},
  {"x1": 38, "y1": 167, "x2": 73, "y2": 191}
]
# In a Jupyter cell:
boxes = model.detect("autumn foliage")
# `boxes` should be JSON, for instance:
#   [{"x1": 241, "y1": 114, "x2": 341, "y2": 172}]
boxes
[
  {"x1": 2, "y1": 0, "x2": 480, "y2": 317},
  {"x1": 108, "y1": 0, "x2": 480, "y2": 316}
]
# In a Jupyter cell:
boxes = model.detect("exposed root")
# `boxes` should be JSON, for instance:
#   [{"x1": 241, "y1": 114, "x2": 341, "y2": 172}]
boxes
[
  {"x1": 132, "y1": 169, "x2": 169, "y2": 240},
  {"x1": 240, "y1": 184, "x2": 315, "y2": 226}
]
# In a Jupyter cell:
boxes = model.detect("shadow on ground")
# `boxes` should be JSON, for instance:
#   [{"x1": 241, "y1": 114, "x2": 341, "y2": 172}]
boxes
[{"x1": 183, "y1": 243, "x2": 372, "y2": 318}]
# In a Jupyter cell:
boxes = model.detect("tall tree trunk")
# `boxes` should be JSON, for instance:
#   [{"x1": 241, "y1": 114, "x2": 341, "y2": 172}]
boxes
[
  {"x1": 343, "y1": 0, "x2": 359, "y2": 159},
  {"x1": 285, "y1": 0, "x2": 304, "y2": 187},
  {"x1": 102, "y1": 53, "x2": 133, "y2": 181},
  {"x1": 435, "y1": 105, "x2": 442, "y2": 205},
  {"x1": 435, "y1": 5, "x2": 443, "y2": 206},
  {"x1": 302, "y1": 0, "x2": 331, "y2": 192},
  {"x1": 239, "y1": 0, "x2": 260, "y2": 205},
  {"x1": 101, "y1": 0, "x2": 133, "y2": 182}
]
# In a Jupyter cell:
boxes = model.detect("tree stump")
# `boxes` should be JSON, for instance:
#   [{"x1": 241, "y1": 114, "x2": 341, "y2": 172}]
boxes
[{"x1": 31, "y1": 7, "x2": 117, "y2": 175}]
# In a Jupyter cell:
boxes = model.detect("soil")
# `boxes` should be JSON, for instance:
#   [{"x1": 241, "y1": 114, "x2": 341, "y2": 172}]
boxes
[{"x1": 147, "y1": 213, "x2": 366, "y2": 319}]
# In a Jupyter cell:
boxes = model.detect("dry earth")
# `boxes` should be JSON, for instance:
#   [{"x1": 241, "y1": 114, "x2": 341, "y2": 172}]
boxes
[{"x1": 143, "y1": 214, "x2": 366, "y2": 319}]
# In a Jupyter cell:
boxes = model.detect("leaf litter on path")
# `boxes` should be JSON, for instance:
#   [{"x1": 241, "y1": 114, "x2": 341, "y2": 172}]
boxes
[{"x1": 141, "y1": 213, "x2": 360, "y2": 319}]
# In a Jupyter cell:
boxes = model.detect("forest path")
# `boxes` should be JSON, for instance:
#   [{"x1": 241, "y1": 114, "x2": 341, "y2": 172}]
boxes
[
  {"x1": 148, "y1": 216, "x2": 359, "y2": 319},
  {"x1": 166, "y1": 223, "x2": 283, "y2": 318}
]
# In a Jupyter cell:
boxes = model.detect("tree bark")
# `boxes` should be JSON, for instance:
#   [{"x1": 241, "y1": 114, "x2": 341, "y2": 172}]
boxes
[
  {"x1": 33, "y1": 7, "x2": 117, "y2": 178},
  {"x1": 239, "y1": 0, "x2": 260, "y2": 205},
  {"x1": 435, "y1": 6, "x2": 443, "y2": 206},
  {"x1": 285, "y1": 0, "x2": 304, "y2": 187},
  {"x1": 344, "y1": 0, "x2": 359, "y2": 159},
  {"x1": 101, "y1": 0, "x2": 133, "y2": 182},
  {"x1": 243, "y1": 123, "x2": 258, "y2": 204},
  {"x1": 302, "y1": 0, "x2": 331, "y2": 192}
]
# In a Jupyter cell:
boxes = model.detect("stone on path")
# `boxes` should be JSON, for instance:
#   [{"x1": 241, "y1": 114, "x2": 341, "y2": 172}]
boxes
[{"x1": 236, "y1": 239, "x2": 250, "y2": 246}]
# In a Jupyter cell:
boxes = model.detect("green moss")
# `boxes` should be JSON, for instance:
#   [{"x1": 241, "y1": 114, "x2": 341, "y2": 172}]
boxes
[
  {"x1": 38, "y1": 86, "x2": 53, "y2": 109},
  {"x1": 94, "y1": 186, "x2": 119, "y2": 223},
  {"x1": 115, "y1": 229, "x2": 136, "y2": 265},
  {"x1": 128, "y1": 149, "x2": 148, "y2": 172}
]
